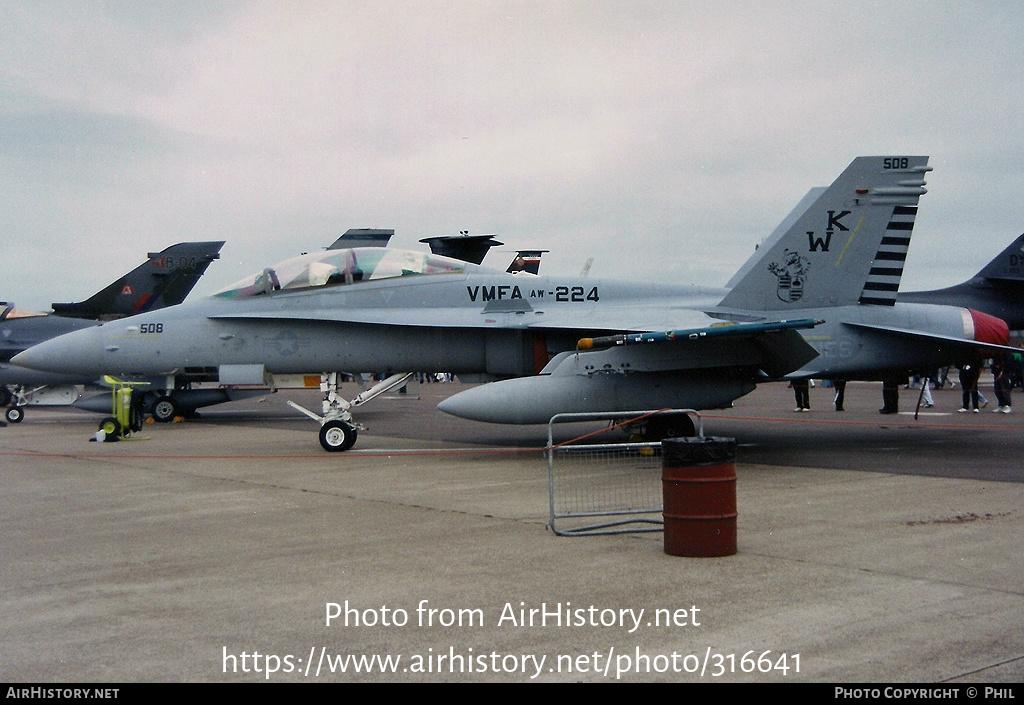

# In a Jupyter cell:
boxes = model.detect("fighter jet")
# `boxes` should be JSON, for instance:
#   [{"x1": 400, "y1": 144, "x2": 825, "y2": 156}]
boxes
[
  {"x1": 13, "y1": 156, "x2": 1013, "y2": 450},
  {"x1": 897, "y1": 232, "x2": 1024, "y2": 330},
  {"x1": 0, "y1": 241, "x2": 224, "y2": 422}
]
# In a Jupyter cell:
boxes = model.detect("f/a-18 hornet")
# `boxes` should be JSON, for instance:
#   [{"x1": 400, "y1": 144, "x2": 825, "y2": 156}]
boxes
[
  {"x1": 13, "y1": 156, "x2": 1013, "y2": 450},
  {"x1": 0, "y1": 241, "x2": 223, "y2": 422}
]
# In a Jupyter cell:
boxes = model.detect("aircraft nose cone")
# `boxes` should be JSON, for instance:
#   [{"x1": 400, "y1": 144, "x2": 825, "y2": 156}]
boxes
[
  {"x1": 11, "y1": 343, "x2": 57, "y2": 371},
  {"x1": 11, "y1": 327, "x2": 104, "y2": 375}
]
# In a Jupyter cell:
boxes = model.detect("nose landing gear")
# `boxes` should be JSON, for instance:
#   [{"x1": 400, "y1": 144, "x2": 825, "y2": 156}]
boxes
[{"x1": 288, "y1": 371, "x2": 413, "y2": 452}]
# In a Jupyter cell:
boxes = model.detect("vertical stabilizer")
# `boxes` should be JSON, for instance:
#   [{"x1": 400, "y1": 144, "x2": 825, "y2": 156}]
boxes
[
  {"x1": 726, "y1": 187, "x2": 827, "y2": 289},
  {"x1": 719, "y1": 156, "x2": 930, "y2": 312},
  {"x1": 420, "y1": 233, "x2": 504, "y2": 265},
  {"x1": 327, "y1": 228, "x2": 394, "y2": 249},
  {"x1": 507, "y1": 250, "x2": 547, "y2": 275},
  {"x1": 973, "y1": 232, "x2": 1024, "y2": 282},
  {"x1": 50, "y1": 241, "x2": 224, "y2": 319}
]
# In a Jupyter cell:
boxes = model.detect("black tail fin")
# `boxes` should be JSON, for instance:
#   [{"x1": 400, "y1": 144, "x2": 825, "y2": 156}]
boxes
[
  {"x1": 897, "y1": 232, "x2": 1024, "y2": 329},
  {"x1": 51, "y1": 241, "x2": 224, "y2": 319},
  {"x1": 973, "y1": 232, "x2": 1024, "y2": 282},
  {"x1": 419, "y1": 233, "x2": 504, "y2": 264}
]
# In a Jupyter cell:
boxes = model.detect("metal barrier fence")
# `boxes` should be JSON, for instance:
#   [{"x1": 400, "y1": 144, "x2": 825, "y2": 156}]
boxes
[{"x1": 546, "y1": 410, "x2": 702, "y2": 536}]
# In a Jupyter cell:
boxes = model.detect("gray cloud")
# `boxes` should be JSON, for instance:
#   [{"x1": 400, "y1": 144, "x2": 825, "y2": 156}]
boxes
[{"x1": 2, "y1": 1, "x2": 1023, "y2": 310}]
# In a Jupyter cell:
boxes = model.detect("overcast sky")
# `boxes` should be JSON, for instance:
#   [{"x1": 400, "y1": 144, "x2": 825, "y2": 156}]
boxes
[{"x1": 3, "y1": 1, "x2": 1023, "y2": 312}]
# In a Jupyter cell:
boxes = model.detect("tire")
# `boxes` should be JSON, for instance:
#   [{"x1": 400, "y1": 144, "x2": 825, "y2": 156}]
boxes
[
  {"x1": 99, "y1": 417, "x2": 121, "y2": 441},
  {"x1": 646, "y1": 414, "x2": 695, "y2": 441},
  {"x1": 6, "y1": 406, "x2": 24, "y2": 424},
  {"x1": 319, "y1": 420, "x2": 357, "y2": 452},
  {"x1": 151, "y1": 395, "x2": 179, "y2": 423}
]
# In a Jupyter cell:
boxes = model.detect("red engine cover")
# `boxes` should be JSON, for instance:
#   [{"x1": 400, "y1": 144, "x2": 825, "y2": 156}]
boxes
[{"x1": 969, "y1": 308, "x2": 1009, "y2": 346}]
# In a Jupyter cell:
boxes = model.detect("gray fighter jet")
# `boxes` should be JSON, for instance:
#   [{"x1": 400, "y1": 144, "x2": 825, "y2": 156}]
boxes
[
  {"x1": 0, "y1": 241, "x2": 223, "y2": 421},
  {"x1": 14, "y1": 156, "x2": 1014, "y2": 450}
]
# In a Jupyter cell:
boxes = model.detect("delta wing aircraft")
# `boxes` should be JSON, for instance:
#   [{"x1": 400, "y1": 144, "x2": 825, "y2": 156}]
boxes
[
  {"x1": 0, "y1": 241, "x2": 223, "y2": 422},
  {"x1": 13, "y1": 157, "x2": 1013, "y2": 450}
]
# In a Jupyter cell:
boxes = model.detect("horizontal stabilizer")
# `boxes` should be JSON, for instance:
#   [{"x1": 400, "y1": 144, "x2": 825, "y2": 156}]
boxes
[{"x1": 843, "y1": 320, "x2": 1015, "y2": 359}]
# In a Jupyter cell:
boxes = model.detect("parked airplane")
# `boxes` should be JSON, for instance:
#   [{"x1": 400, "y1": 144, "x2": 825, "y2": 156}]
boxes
[
  {"x1": 70, "y1": 230, "x2": 543, "y2": 420},
  {"x1": 898, "y1": 232, "x2": 1024, "y2": 330},
  {"x1": 13, "y1": 156, "x2": 1013, "y2": 450},
  {"x1": 0, "y1": 241, "x2": 224, "y2": 422}
]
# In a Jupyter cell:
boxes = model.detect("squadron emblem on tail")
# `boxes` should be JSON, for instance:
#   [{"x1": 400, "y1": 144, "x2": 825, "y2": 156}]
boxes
[{"x1": 768, "y1": 250, "x2": 810, "y2": 303}]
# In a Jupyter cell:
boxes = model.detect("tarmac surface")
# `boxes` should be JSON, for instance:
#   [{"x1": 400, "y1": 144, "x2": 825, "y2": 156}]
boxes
[{"x1": 2, "y1": 378, "x2": 1023, "y2": 683}]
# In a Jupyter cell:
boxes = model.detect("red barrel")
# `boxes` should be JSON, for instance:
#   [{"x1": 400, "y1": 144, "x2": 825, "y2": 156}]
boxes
[{"x1": 662, "y1": 437, "x2": 737, "y2": 557}]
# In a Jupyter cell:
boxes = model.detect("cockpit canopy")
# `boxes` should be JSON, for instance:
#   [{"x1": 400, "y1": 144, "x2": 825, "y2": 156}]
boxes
[
  {"x1": 0, "y1": 304, "x2": 47, "y2": 321},
  {"x1": 214, "y1": 248, "x2": 467, "y2": 298}
]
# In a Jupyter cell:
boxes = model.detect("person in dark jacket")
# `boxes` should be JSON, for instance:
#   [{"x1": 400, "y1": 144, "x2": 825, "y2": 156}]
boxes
[{"x1": 958, "y1": 360, "x2": 981, "y2": 412}]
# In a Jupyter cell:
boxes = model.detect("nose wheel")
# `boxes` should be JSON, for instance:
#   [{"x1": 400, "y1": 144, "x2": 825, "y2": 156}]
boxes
[
  {"x1": 319, "y1": 419, "x2": 358, "y2": 452},
  {"x1": 289, "y1": 371, "x2": 413, "y2": 452}
]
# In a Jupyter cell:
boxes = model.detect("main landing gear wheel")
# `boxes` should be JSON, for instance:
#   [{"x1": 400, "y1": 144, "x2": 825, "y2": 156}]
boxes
[
  {"x1": 646, "y1": 414, "x2": 696, "y2": 441},
  {"x1": 151, "y1": 395, "x2": 179, "y2": 423},
  {"x1": 5, "y1": 406, "x2": 24, "y2": 424},
  {"x1": 319, "y1": 420, "x2": 358, "y2": 452}
]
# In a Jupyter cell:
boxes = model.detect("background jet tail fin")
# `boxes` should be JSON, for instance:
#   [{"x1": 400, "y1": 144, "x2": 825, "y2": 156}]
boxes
[
  {"x1": 419, "y1": 233, "x2": 504, "y2": 265},
  {"x1": 506, "y1": 250, "x2": 548, "y2": 275},
  {"x1": 326, "y1": 228, "x2": 394, "y2": 249},
  {"x1": 973, "y1": 232, "x2": 1024, "y2": 282},
  {"x1": 719, "y1": 156, "x2": 930, "y2": 312},
  {"x1": 51, "y1": 241, "x2": 224, "y2": 319}
]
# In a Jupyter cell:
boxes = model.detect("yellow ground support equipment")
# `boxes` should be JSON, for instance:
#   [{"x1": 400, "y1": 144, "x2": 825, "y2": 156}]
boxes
[{"x1": 95, "y1": 376, "x2": 149, "y2": 442}]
